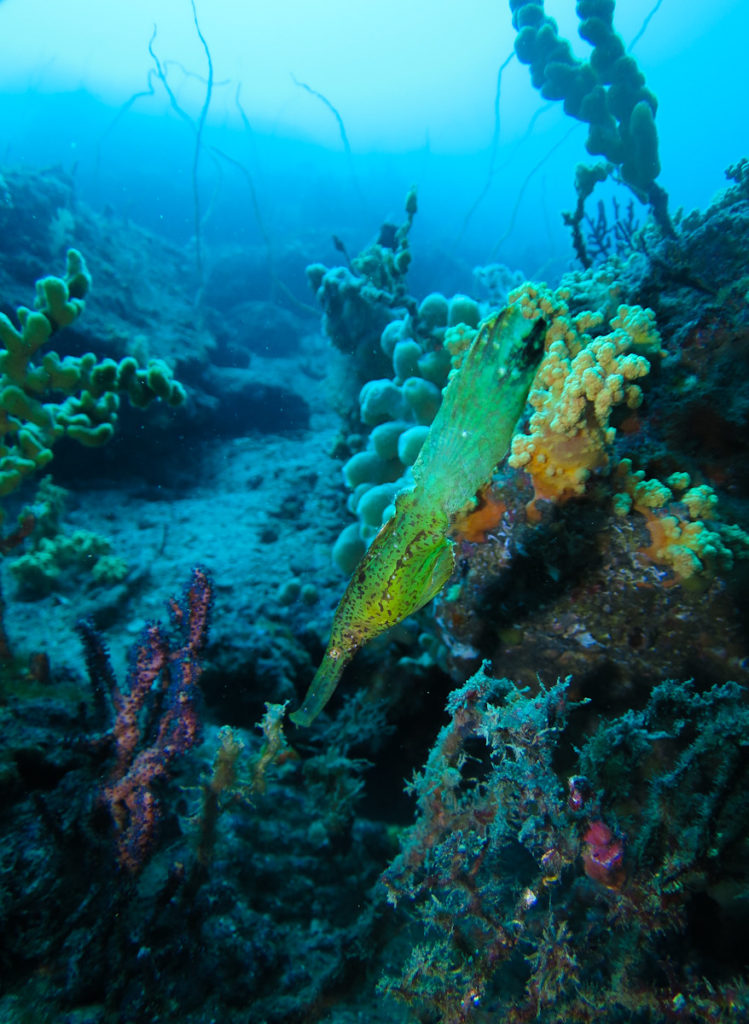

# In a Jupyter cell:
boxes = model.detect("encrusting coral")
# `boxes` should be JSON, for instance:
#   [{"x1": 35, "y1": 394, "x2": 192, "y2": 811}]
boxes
[{"x1": 6, "y1": 477, "x2": 128, "y2": 599}]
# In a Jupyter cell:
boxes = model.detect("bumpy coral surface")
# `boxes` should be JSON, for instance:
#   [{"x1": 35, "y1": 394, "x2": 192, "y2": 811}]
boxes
[
  {"x1": 380, "y1": 668, "x2": 749, "y2": 1022},
  {"x1": 508, "y1": 283, "x2": 658, "y2": 514}
]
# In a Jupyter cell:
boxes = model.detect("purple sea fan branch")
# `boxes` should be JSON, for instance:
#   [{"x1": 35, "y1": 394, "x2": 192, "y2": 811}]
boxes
[{"x1": 78, "y1": 566, "x2": 213, "y2": 873}]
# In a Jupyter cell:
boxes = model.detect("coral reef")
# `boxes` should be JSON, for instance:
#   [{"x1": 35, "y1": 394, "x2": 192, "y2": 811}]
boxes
[
  {"x1": 379, "y1": 667, "x2": 749, "y2": 1022},
  {"x1": 307, "y1": 189, "x2": 418, "y2": 384},
  {"x1": 0, "y1": 25, "x2": 748, "y2": 1018},
  {"x1": 0, "y1": 603, "x2": 389, "y2": 1022}
]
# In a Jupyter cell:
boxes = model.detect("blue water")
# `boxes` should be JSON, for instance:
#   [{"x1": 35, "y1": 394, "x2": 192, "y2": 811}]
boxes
[{"x1": 1, "y1": 2, "x2": 748, "y2": 1021}]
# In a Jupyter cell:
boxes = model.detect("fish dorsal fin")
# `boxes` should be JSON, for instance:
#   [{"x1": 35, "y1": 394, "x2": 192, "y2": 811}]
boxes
[{"x1": 412, "y1": 304, "x2": 545, "y2": 516}]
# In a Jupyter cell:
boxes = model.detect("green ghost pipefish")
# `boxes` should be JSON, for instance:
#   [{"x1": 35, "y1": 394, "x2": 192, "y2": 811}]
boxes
[{"x1": 290, "y1": 303, "x2": 547, "y2": 727}]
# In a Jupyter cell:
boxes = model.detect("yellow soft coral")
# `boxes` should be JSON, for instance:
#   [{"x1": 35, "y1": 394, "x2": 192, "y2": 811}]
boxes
[
  {"x1": 613, "y1": 460, "x2": 749, "y2": 580},
  {"x1": 507, "y1": 283, "x2": 657, "y2": 516},
  {"x1": 443, "y1": 322, "x2": 478, "y2": 371}
]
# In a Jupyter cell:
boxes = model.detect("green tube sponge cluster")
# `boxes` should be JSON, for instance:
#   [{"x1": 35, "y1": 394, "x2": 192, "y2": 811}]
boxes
[
  {"x1": 380, "y1": 318, "x2": 409, "y2": 357},
  {"x1": 417, "y1": 348, "x2": 452, "y2": 386},
  {"x1": 332, "y1": 522, "x2": 367, "y2": 575},
  {"x1": 403, "y1": 377, "x2": 442, "y2": 425},
  {"x1": 398, "y1": 425, "x2": 430, "y2": 467},
  {"x1": 0, "y1": 250, "x2": 186, "y2": 500},
  {"x1": 447, "y1": 294, "x2": 481, "y2": 329},
  {"x1": 418, "y1": 293, "x2": 449, "y2": 333},
  {"x1": 357, "y1": 482, "x2": 400, "y2": 533},
  {"x1": 343, "y1": 449, "x2": 402, "y2": 489},
  {"x1": 509, "y1": 0, "x2": 665, "y2": 206},
  {"x1": 359, "y1": 379, "x2": 406, "y2": 426},
  {"x1": 392, "y1": 339, "x2": 422, "y2": 382},
  {"x1": 371, "y1": 420, "x2": 410, "y2": 461}
]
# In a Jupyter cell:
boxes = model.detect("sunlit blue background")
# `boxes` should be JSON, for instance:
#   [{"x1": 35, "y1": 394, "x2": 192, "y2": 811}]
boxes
[{"x1": 1, "y1": 0, "x2": 746, "y2": 286}]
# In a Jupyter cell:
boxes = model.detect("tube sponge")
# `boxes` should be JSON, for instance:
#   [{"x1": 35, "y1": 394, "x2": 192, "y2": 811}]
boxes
[
  {"x1": 357, "y1": 482, "x2": 400, "y2": 530},
  {"x1": 380, "y1": 319, "x2": 409, "y2": 357},
  {"x1": 332, "y1": 522, "x2": 367, "y2": 576},
  {"x1": 510, "y1": 0, "x2": 664, "y2": 203},
  {"x1": 359, "y1": 379, "x2": 406, "y2": 425},
  {"x1": 402, "y1": 377, "x2": 442, "y2": 425},
  {"x1": 417, "y1": 348, "x2": 452, "y2": 387},
  {"x1": 393, "y1": 339, "x2": 423, "y2": 382},
  {"x1": 371, "y1": 420, "x2": 409, "y2": 461},
  {"x1": 418, "y1": 292, "x2": 449, "y2": 331},
  {"x1": 398, "y1": 425, "x2": 429, "y2": 467},
  {"x1": 343, "y1": 449, "x2": 400, "y2": 489},
  {"x1": 448, "y1": 294, "x2": 481, "y2": 329}
]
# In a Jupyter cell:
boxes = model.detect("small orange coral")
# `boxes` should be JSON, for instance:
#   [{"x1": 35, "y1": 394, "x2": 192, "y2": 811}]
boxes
[{"x1": 452, "y1": 489, "x2": 507, "y2": 542}]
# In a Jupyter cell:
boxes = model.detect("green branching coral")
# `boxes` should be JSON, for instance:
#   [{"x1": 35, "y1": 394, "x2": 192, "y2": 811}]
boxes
[{"x1": 0, "y1": 249, "x2": 186, "y2": 500}]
